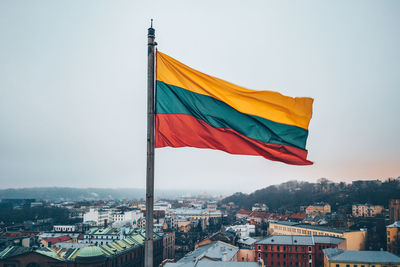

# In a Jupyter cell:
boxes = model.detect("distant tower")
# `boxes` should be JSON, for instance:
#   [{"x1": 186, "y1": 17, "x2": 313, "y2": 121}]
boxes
[{"x1": 389, "y1": 199, "x2": 400, "y2": 223}]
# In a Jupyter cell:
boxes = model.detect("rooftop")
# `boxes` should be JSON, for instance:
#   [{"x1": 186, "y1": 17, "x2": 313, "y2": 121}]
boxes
[
  {"x1": 164, "y1": 262, "x2": 260, "y2": 267},
  {"x1": 256, "y1": 235, "x2": 345, "y2": 246},
  {"x1": 0, "y1": 229, "x2": 161, "y2": 262},
  {"x1": 76, "y1": 246, "x2": 104, "y2": 258},
  {"x1": 387, "y1": 221, "x2": 400, "y2": 228},
  {"x1": 272, "y1": 221, "x2": 358, "y2": 234},
  {"x1": 177, "y1": 241, "x2": 238, "y2": 264},
  {"x1": 323, "y1": 248, "x2": 400, "y2": 264}
]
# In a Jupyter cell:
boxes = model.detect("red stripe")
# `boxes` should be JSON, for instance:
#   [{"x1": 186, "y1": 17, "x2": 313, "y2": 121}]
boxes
[{"x1": 156, "y1": 114, "x2": 312, "y2": 165}]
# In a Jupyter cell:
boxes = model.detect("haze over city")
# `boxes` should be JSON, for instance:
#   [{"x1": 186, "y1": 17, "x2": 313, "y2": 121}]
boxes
[{"x1": 0, "y1": 0, "x2": 399, "y2": 192}]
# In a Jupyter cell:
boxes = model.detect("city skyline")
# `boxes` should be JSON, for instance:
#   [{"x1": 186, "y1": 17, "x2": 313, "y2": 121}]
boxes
[{"x1": 0, "y1": 0, "x2": 399, "y2": 192}]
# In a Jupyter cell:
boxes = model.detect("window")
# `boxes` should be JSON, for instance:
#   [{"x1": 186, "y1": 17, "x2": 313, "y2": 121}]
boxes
[
  {"x1": 278, "y1": 246, "x2": 280, "y2": 251},
  {"x1": 258, "y1": 245, "x2": 261, "y2": 250},
  {"x1": 258, "y1": 253, "x2": 261, "y2": 259},
  {"x1": 336, "y1": 265, "x2": 339, "y2": 267},
  {"x1": 309, "y1": 254, "x2": 312, "y2": 260},
  {"x1": 283, "y1": 246, "x2": 286, "y2": 251},
  {"x1": 354, "y1": 265, "x2": 357, "y2": 267},
  {"x1": 346, "y1": 265, "x2": 350, "y2": 267},
  {"x1": 277, "y1": 254, "x2": 280, "y2": 258},
  {"x1": 308, "y1": 246, "x2": 312, "y2": 252}
]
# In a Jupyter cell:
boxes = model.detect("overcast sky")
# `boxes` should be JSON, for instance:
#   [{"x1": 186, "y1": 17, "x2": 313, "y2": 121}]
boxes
[{"x1": 0, "y1": 0, "x2": 399, "y2": 193}]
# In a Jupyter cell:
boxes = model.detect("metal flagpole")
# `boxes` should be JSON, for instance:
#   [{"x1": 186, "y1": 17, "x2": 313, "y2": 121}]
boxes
[{"x1": 145, "y1": 19, "x2": 156, "y2": 267}]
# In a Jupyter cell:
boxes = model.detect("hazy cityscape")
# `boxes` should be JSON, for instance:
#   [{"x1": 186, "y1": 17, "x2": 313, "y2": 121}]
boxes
[{"x1": 1, "y1": 177, "x2": 400, "y2": 266}]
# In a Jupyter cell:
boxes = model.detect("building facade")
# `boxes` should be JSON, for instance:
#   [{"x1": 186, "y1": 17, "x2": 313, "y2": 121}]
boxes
[
  {"x1": 390, "y1": 199, "x2": 400, "y2": 224},
  {"x1": 305, "y1": 204, "x2": 331, "y2": 215},
  {"x1": 352, "y1": 204, "x2": 384, "y2": 217},
  {"x1": 268, "y1": 222, "x2": 366, "y2": 251},
  {"x1": 255, "y1": 235, "x2": 346, "y2": 267},
  {"x1": 83, "y1": 209, "x2": 111, "y2": 226},
  {"x1": 163, "y1": 232, "x2": 175, "y2": 260},
  {"x1": 387, "y1": 221, "x2": 400, "y2": 255}
]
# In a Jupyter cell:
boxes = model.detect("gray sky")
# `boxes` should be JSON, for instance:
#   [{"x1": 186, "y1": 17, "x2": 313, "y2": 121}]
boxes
[{"x1": 0, "y1": 0, "x2": 399, "y2": 193}]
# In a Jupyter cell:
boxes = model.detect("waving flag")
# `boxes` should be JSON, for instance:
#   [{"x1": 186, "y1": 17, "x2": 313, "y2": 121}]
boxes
[{"x1": 155, "y1": 51, "x2": 313, "y2": 165}]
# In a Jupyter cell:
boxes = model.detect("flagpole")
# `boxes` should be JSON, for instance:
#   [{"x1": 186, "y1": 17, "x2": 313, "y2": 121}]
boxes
[{"x1": 145, "y1": 19, "x2": 156, "y2": 267}]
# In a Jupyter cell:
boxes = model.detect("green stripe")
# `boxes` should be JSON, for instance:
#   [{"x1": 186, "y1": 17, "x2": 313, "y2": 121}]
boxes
[{"x1": 156, "y1": 81, "x2": 309, "y2": 149}]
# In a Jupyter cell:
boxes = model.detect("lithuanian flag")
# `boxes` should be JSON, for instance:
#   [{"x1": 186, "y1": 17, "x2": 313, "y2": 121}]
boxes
[{"x1": 155, "y1": 51, "x2": 314, "y2": 165}]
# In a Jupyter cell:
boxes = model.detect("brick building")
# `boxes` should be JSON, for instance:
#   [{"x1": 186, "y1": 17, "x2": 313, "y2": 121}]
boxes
[{"x1": 255, "y1": 235, "x2": 345, "y2": 267}]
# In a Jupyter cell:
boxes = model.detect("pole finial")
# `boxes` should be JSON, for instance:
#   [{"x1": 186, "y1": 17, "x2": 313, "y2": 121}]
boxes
[{"x1": 148, "y1": 19, "x2": 155, "y2": 38}]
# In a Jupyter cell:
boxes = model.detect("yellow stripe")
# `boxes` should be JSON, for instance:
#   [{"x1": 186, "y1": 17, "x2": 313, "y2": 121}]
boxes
[{"x1": 156, "y1": 51, "x2": 313, "y2": 130}]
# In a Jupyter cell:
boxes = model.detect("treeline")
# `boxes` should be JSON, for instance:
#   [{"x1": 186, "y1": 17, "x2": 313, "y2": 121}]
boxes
[
  {"x1": 220, "y1": 178, "x2": 400, "y2": 212},
  {"x1": 0, "y1": 206, "x2": 70, "y2": 224},
  {"x1": 0, "y1": 187, "x2": 145, "y2": 201}
]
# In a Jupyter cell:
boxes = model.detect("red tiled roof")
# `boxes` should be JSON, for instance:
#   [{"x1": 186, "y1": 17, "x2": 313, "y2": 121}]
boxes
[
  {"x1": 289, "y1": 213, "x2": 307, "y2": 220},
  {"x1": 1, "y1": 232, "x2": 38, "y2": 238},
  {"x1": 237, "y1": 209, "x2": 252, "y2": 215},
  {"x1": 43, "y1": 235, "x2": 71, "y2": 244},
  {"x1": 250, "y1": 212, "x2": 289, "y2": 220},
  {"x1": 250, "y1": 211, "x2": 269, "y2": 218}
]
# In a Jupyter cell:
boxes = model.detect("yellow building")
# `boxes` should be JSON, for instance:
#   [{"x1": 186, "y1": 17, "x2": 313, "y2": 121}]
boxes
[
  {"x1": 306, "y1": 203, "x2": 331, "y2": 215},
  {"x1": 269, "y1": 221, "x2": 366, "y2": 250},
  {"x1": 323, "y1": 248, "x2": 400, "y2": 267},
  {"x1": 387, "y1": 221, "x2": 400, "y2": 255}
]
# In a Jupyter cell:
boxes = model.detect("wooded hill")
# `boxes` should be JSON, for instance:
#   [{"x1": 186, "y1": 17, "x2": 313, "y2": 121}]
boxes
[{"x1": 220, "y1": 178, "x2": 400, "y2": 213}]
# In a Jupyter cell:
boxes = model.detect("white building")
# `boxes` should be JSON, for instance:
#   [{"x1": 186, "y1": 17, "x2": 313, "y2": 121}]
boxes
[
  {"x1": 83, "y1": 209, "x2": 111, "y2": 226},
  {"x1": 82, "y1": 227, "x2": 136, "y2": 245},
  {"x1": 111, "y1": 210, "x2": 143, "y2": 224},
  {"x1": 226, "y1": 224, "x2": 255, "y2": 238},
  {"x1": 83, "y1": 209, "x2": 143, "y2": 227},
  {"x1": 154, "y1": 201, "x2": 172, "y2": 211},
  {"x1": 53, "y1": 225, "x2": 76, "y2": 232}
]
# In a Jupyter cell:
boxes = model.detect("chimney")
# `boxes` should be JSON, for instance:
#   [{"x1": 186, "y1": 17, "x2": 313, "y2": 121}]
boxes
[{"x1": 222, "y1": 252, "x2": 228, "y2": 261}]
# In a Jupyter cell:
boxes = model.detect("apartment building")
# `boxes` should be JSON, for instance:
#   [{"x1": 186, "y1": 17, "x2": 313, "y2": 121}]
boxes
[
  {"x1": 352, "y1": 204, "x2": 383, "y2": 217},
  {"x1": 269, "y1": 221, "x2": 366, "y2": 251}
]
